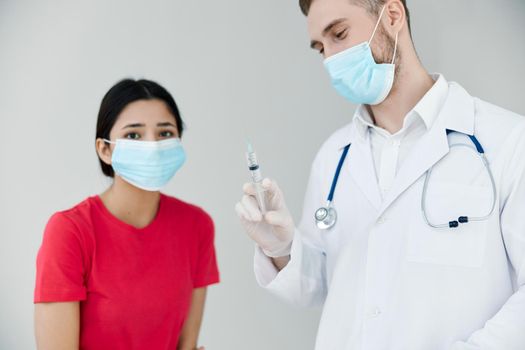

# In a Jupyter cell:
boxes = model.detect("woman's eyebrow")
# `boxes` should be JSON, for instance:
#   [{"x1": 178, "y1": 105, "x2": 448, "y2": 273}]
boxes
[
  {"x1": 122, "y1": 123, "x2": 145, "y2": 129},
  {"x1": 157, "y1": 122, "x2": 177, "y2": 128},
  {"x1": 121, "y1": 122, "x2": 176, "y2": 129}
]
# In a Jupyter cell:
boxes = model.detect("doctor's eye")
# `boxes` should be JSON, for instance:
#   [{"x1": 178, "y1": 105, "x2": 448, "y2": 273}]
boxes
[
  {"x1": 335, "y1": 29, "x2": 347, "y2": 40},
  {"x1": 159, "y1": 130, "x2": 174, "y2": 138},
  {"x1": 125, "y1": 132, "x2": 140, "y2": 140}
]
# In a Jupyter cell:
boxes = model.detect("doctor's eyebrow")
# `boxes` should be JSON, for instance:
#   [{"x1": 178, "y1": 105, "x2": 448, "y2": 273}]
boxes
[{"x1": 310, "y1": 18, "x2": 347, "y2": 49}]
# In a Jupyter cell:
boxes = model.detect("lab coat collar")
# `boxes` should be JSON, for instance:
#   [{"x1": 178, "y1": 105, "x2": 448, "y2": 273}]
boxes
[
  {"x1": 439, "y1": 82, "x2": 475, "y2": 136},
  {"x1": 332, "y1": 79, "x2": 476, "y2": 213},
  {"x1": 413, "y1": 73, "x2": 449, "y2": 130},
  {"x1": 333, "y1": 75, "x2": 475, "y2": 148},
  {"x1": 376, "y1": 81, "x2": 476, "y2": 216},
  {"x1": 350, "y1": 73, "x2": 449, "y2": 144}
]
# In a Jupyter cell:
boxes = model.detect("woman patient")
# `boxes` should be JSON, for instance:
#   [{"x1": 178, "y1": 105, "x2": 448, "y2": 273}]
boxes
[{"x1": 34, "y1": 79, "x2": 219, "y2": 350}]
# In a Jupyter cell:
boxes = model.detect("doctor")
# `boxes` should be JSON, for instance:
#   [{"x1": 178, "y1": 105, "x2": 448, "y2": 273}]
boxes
[{"x1": 235, "y1": 0, "x2": 525, "y2": 349}]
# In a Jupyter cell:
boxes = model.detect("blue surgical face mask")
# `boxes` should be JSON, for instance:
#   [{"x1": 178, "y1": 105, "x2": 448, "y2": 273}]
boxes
[
  {"x1": 323, "y1": 6, "x2": 398, "y2": 105},
  {"x1": 104, "y1": 137, "x2": 186, "y2": 191}
]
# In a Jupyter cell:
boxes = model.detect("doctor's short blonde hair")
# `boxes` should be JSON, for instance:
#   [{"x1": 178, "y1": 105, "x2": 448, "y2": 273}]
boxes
[{"x1": 299, "y1": 0, "x2": 412, "y2": 34}]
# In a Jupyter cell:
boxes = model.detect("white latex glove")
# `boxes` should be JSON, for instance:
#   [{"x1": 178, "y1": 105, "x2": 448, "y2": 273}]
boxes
[{"x1": 235, "y1": 178, "x2": 295, "y2": 257}]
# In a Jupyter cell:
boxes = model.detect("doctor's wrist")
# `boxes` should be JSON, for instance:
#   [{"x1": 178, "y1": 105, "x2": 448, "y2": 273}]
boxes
[
  {"x1": 261, "y1": 240, "x2": 292, "y2": 258},
  {"x1": 271, "y1": 255, "x2": 291, "y2": 271}
]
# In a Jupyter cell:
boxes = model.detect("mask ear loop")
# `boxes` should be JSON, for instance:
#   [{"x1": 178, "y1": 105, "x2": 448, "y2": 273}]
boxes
[
  {"x1": 368, "y1": 5, "x2": 387, "y2": 44},
  {"x1": 368, "y1": 5, "x2": 399, "y2": 66},
  {"x1": 391, "y1": 32, "x2": 398, "y2": 64},
  {"x1": 103, "y1": 138, "x2": 116, "y2": 144}
]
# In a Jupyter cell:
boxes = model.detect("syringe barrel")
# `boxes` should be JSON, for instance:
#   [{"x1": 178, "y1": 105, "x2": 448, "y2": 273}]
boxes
[
  {"x1": 246, "y1": 150, "x2": 266, "y2": 213},
  {"x1": 249, "y1": 167, "x2": 263, "y2": 183},
  {"x1": 253, "y1": 182, "x2": 267, "y2": 214}
]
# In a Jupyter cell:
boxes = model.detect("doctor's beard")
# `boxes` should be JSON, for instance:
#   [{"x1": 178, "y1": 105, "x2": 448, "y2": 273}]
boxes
[{"x1": 373, "y1": 24, "x2": 402, "y2": 97}]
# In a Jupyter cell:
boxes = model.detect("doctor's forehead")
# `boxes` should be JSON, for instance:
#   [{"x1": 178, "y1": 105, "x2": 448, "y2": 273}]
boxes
[{"x1": 306, "y1": 0, "x2": 367, "y2": 37}]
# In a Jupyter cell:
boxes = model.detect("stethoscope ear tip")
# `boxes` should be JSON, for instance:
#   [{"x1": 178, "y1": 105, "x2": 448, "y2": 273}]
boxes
[{"x1": 448, "y1": 216, "x2": 470, "y2": 228}]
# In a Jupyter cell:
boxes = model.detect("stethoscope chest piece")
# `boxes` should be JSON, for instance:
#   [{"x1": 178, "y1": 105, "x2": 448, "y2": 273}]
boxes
[{"x1": 315, "y1": 205, "x2": 337, "y2": 230}]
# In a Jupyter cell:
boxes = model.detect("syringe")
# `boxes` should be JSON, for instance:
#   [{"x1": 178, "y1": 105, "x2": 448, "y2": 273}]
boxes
[{"x1": 246, "y1": 141, "x2": 267, "y2": 214}]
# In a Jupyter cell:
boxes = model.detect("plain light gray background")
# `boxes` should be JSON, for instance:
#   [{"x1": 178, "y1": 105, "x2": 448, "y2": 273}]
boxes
[{"x1": 0, "y1": 0, "x2": 524, "y2": 349}]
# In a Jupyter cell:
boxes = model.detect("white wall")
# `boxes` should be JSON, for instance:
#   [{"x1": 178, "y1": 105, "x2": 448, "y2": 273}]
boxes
[{"x1": 0, "y1": 0, "x2": 523, "y2": 349}]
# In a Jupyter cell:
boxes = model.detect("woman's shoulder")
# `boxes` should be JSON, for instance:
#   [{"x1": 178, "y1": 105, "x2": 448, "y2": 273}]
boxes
[
  {"x1": 46, "y1": 196, "x2": 98, "y2": 234},
  {"x1": 40, "y1": 197, "x2": 99, "y2": 262}
]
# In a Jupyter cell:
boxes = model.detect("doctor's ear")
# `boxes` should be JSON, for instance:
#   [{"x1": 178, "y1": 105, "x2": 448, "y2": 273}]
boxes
[
  {"x1": 382, "y1": 0, "x2": 408, "y2": 37},
  {"x1": 95, "y1": 138, "x2": 113, "y2": 167}
]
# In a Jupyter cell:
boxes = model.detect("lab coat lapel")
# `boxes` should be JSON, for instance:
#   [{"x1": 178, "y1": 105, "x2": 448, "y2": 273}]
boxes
[
  {"x1": 376, "y1": 118, "x2": 450, "y2": 217},
  {"x1": 345, "y1": 128, "x2": 383, "y2": 210},
  {"x1": 375, "y1": 82, "x2": 475, "y2": 219}
]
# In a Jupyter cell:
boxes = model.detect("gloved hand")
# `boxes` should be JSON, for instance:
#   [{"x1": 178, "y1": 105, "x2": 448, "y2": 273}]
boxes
[{"x1": 235, "y1": 178, "x2": 295, "y2": 258}]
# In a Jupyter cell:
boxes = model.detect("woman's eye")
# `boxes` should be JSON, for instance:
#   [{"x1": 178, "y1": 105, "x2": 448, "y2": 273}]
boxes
[
  {"x1": 160, "y1": 130, "x2": 174, "y2": 138},
  {"x1": 125, "y1": 132, "x2": 140, "y2": 140}
]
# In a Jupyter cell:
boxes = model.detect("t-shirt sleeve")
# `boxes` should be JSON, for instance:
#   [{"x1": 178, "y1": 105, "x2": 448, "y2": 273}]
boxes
[
  {"x1": 192, "y1": 211, "x2": 220, "y2": 288},
  {"x1": 34, "y1": 212, "x2": 87, "y2": 303}
]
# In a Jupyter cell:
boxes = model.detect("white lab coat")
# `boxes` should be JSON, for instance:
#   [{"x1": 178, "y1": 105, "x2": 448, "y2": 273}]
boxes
[{"x1": 254, "y1": 81, "x2": 525, "y2": 350}]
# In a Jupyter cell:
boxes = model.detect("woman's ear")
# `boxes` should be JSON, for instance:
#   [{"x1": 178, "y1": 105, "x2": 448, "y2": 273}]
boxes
[{"x1": 95, "y1": 138, "x2": 112, "y2": 166}]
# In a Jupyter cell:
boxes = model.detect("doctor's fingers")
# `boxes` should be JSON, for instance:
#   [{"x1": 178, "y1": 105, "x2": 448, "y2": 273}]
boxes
[
  {"x1": 243, "y1": 179, "x2": 287, "y2": 210},
  {"x1": 238, "y1": 195, "x2": 263, "y2": 221},
  {"x1": 235, "y1": 202, "x2": 256, "y2": 225},
  {"x1": 242, "y1": 182, "x2": 257, "y2": 196},
  {"x1": 235, "y1": 201, "x2": 253, "y2": 222},
  {"x1": 264, "y1": 210, "x2": 293, "y2": 229},
  {"x1": 242, "y1": 181, "x2": 274, "y2": 196},
  {"x1": 261, "y1": 178, "x2": 287, "y2": 208}
]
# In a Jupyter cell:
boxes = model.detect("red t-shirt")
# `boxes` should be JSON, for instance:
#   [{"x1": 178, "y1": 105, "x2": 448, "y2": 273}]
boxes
[{"x1": 34, "y1": 193, "x2": 220, "y2": 350}]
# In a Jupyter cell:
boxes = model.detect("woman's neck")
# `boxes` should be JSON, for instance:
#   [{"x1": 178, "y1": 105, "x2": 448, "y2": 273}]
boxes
[{"x1": 99, "y1": 177, "x2": 161, "y2": 229}]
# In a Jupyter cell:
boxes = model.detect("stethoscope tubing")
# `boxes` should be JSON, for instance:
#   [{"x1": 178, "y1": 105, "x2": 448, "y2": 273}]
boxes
[
  {"x1": 421, "y1": 142, "x2": 497, "y2": 229},
  {"x1": 316, "y1": 130, "x2": 497, "y2": 230}
]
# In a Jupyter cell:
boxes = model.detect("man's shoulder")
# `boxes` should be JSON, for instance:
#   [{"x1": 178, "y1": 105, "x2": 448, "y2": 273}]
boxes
[
  {"x1": 473, "y1": 97, "x2": 524, "y2": 130},
  {"x1": 469, "y1": 96, "x2": 525, "y2": 172},
  {"x1": 472, "y1": 97, "x2": 525, "y2": 148}
]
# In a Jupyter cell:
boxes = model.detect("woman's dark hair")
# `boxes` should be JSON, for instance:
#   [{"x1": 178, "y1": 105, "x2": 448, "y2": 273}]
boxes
[{"x1": 95, "y1": 79, "x2": 184, "y2": 177}]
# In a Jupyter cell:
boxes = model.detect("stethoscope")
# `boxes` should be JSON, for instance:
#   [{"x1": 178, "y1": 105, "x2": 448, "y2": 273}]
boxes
[{"x1": 314, "y1": 129, "x2": 497, "y2": 230}]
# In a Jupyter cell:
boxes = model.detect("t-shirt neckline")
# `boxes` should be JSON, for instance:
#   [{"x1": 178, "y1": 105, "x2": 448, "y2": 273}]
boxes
[{"x1": 92, "y1": 193, "x2": 166, "y2": 232}]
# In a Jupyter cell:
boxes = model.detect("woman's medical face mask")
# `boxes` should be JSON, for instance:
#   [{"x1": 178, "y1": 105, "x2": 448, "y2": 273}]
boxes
[
  {"x1": 104, "y1": 137, "x2": 186, "y2": 191},
  {"x1": 323, "y1": 6, "x2": 398, "y2": 105}
]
